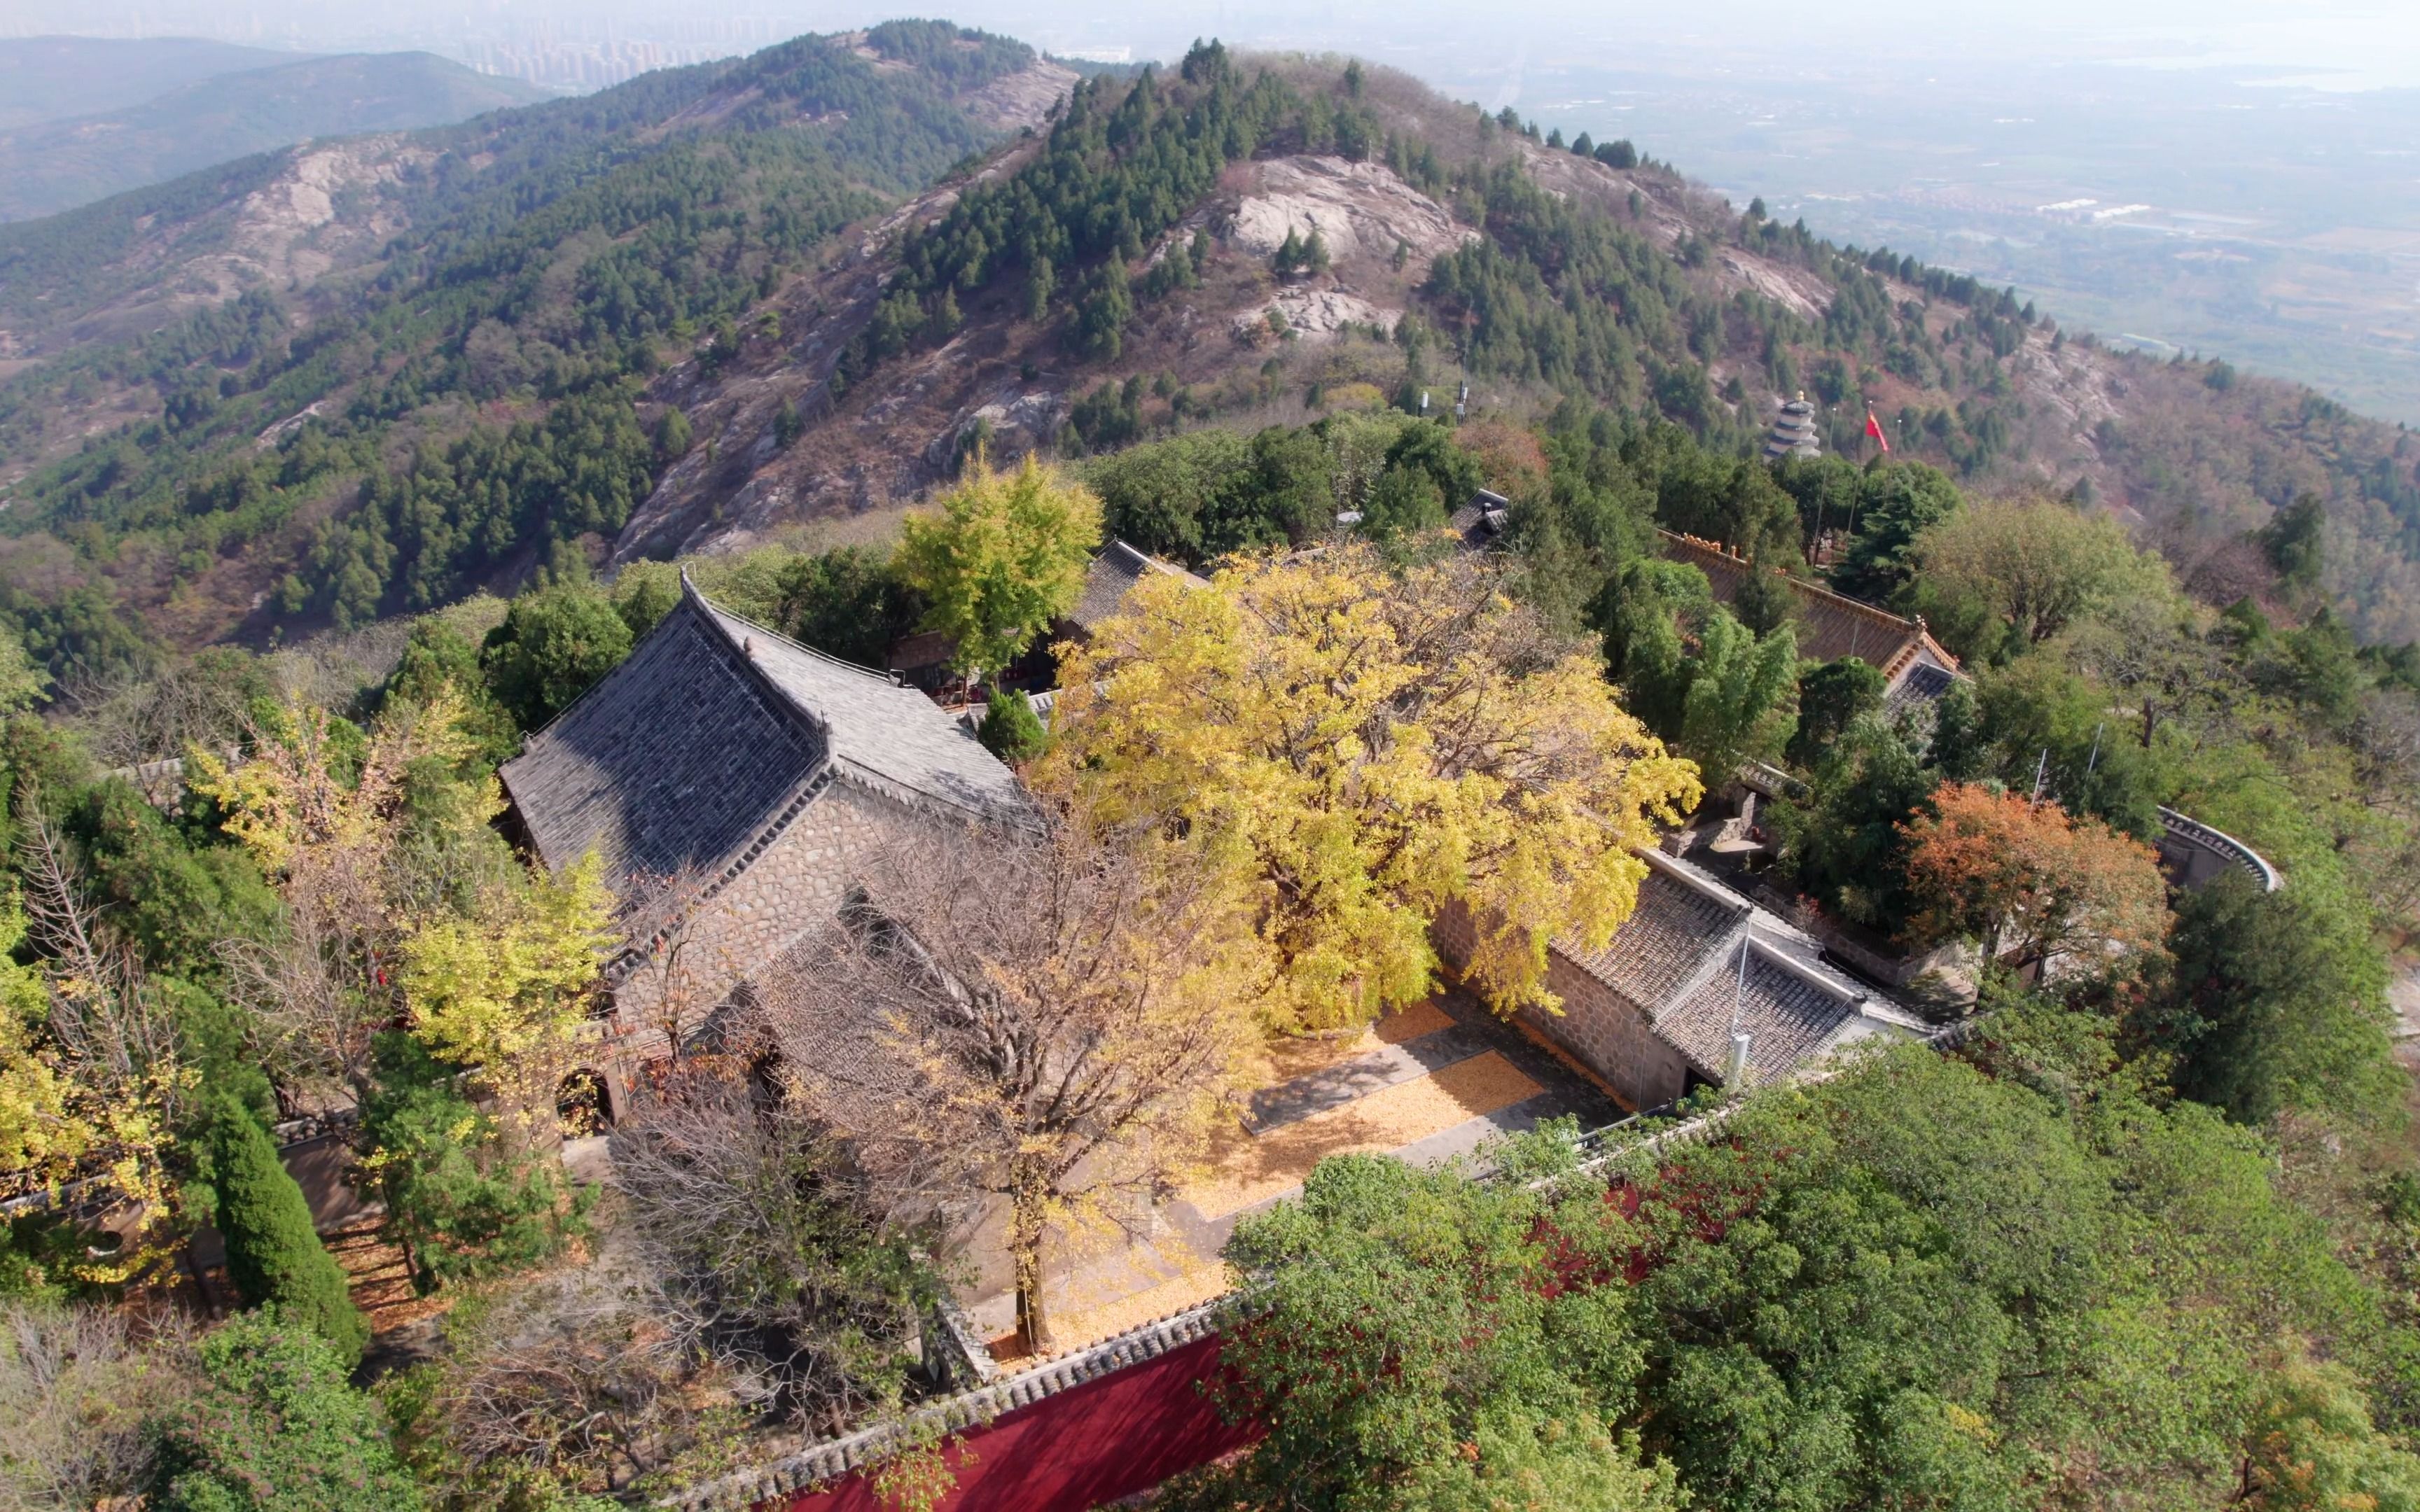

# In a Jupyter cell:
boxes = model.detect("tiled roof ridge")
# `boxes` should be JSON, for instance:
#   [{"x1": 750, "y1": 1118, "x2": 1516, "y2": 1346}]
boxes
[
  {"x1": 683, "y1": 570, "x2": 902, "y2": 688},
  {"x1": 601, "y1": 759, "x2": 837, "y2": 987},
  {"x1": 1657, "y1": 530, "x2": 1961, "y2": 673},
  {"x1": 1737, "y1": 932, "x2": 1866, "y2": 1006},
  {"x1": 1627, "y1": 852, "x2": 1870, "y2": 1065},
  {"x1": 665, "y1": 575, "x2": 837, "y2": 755},
  {"x1": 1636, "y1": 846, "x2": 1757, "y2": 923},
  {"x1": 1645, "y1": 932, "x2": 1872, "y2": 1075},
  {"x1": 659, "y1": 1293, "x2": 1237, "y2": 1511},
  {"x1": 684, "y1": 576, "x2": 1031, "y2": 827},
  {"x1": 1104, "y1": 537, "x2": 1209, "y2": 586},
  {"x1": 500, "y1": 591, "x2": 834, "y2": 892}
]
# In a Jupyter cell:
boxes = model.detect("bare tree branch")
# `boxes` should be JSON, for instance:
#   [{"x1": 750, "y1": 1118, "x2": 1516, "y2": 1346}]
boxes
[{"x1": 751, "y1": 812, "x2": 1260, "y2": 1350}]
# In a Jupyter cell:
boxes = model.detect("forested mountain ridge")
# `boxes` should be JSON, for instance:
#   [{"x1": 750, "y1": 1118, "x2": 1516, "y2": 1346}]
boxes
[
  {"x1": 4, "y1": 27, "x2": 2420, "y2": 680},
  {"x1": 0, "y1": 23, "x2": 1074, "y2": 667},
  {"x1": 564, "y1": 48, "x2": 2420, "y2": 642}
]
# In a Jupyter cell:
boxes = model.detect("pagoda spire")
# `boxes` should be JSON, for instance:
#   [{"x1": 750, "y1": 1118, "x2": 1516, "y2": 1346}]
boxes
[{"x1": 1762, "y1": 391, "x2": 1821, "y2": 462}]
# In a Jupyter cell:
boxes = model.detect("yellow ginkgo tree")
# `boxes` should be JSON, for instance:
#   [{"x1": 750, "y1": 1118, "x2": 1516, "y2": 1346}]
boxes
[
  {"x1": 197, "y1": 689, "x2": 612, "y2": 1105},
  {"x1": 401, "y1": 853, "x2": 615, "y2": 1084},
  {"x1": 1041, "y1": 542, "x2": 1702, "y2": 1030},
  {"x1": 0, "y1": 896, "x2": 84, "y2": 1191},
  {"x1": 0, "y1": 818, "x2": 191, "y2": 1284},
  {"x1": 895, "y1": 451, "x2": 1102, "y2": 677},
  {"x1": 195, "y1": 693, "x2": 476, "y2": 1098}
]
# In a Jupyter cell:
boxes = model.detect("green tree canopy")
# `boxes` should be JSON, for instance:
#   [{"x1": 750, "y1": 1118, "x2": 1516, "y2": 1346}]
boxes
[
  {"x1": 1903, "y1": 496, "x2": 2174, "y2": 651},
  {"x1": 2261, "y1": 491, "x2": 2328, "y2": 592},
  {"x1": 1787, "y1": 657, "x2": 1885, "y2": 769},
  {"x1": 152, "y1": 1310, "x2": 421, "y2": 1511},
  {"x1": 2144, "y1": 872, "x2": 2402, "y2": 1129},
  {"x1": 479, "y1": 584, "x2": 635, "y2": 732},
  {"x1": 200, "y1": 1095, "x2": 368, "y2": 1366},
  {"x1": 1769, "y1": 713, "x2": 1934, "y2": 929},
  {"x1": 975, "y1": 686, "x2": 1047, "y2": 764},
  {"x1": 1598, "y1": 557, "x2": 1714, "y2": 741},
  {"x1": 896, "y1": 454, "x2": 1104, "y2": 675},
  {"x1": 1178, "y1": 1147, "x2": 1681, "y2": 1512},
  {"x1": 1832, "y1": 462, "x2": 1963, "y2": 601},
  {"x1": 356, "y1": 1034, "x2": 585, "y2": 1294},
  {"x1": 0, "y1": 626, "x2": 48, "y2": 715},
  {"x1": 1188, "y1": 1029, "x2": 2405, "y2": 1512},
  {"x1": 770, "y1": 546, "x2": 922, "y2": 670},
  {"x1": 1675, "y1": 612, "x2": 1797, "y2": 783},
  {"x1": 1973, "y1": 656, "x2": 2161, "y2": 837}
]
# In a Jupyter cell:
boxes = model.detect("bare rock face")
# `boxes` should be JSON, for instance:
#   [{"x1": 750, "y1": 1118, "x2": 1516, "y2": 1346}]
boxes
[
  {"x1": 959, "y1": 59, "x2": 1080, "y2": 132},
  {"x1": 1233, "y1": 288, "x2": 1401, "y2": 342},
  {"x1": 1228, "y1": 155, "x2": 1475, "y2": 270},
  {"x1": 615, "y1": 148, "x2": 1477, "y2": 563}
]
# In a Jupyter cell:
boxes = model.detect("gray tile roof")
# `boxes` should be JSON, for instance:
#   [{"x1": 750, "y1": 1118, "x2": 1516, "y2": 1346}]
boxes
[
  {"x1": 1653, "y1": 940, "x2": 1870, "y2": 1080},
  {"x1": 1447, "y1": 492, "x2": 1510, "y2": 551},
  {"x1": 497, "y1": 592, "x2": 826, "y2": 904},
  {"x1": 1556, "y1": 865, "x2": 1748, "y2": 1013},
  {"x1": 1552, "y1": 848, "x2": 1894, "y2": 1082},
  {"x1": 697, "y1": 600, "x2": 1031, "y2": 822},
  {"x1": 1886, "y1": 659, "x2": 1959, "y2": 709},
  {"x1": 498, "y1": 577, "x2": 1028, "y2": 917},
  {"x1": 1064, "y1": 540, "x2": 1206, "y2": 632}
]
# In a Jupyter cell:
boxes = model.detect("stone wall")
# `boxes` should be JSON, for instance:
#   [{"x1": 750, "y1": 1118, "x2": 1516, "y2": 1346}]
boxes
[
  {"x1": 1430, "y1": 901, "x2": 1695, "y2": 1114},
  {"x1": 609, "y1": 778, "x2": 915, "y2": 1045},
  {"x1": 1524, "y1": 955, "x2": 1695, "y2": 1114}
]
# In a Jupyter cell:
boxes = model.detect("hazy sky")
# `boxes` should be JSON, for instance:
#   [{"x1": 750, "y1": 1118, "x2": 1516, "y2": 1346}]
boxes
[{"x1": 5, "y1": 0, "x2": 2418, "y2": 90}]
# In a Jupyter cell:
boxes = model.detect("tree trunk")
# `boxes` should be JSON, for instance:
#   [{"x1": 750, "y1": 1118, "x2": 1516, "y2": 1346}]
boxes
[{"x1": 1010, "y1": 1186, "x2": 1050, "y2": 1354}]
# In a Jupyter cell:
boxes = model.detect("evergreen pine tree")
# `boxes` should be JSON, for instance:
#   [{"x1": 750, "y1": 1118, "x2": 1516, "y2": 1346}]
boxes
[
  {"x1": 153, "y1": 1310, "x2": 419, "y2": 1512},
  {"x1": 1273, "y1": 227, "x2": 1304, "y2": 276},
  {"x1": 976, "y1": 687, "x2": 1048, "y2": 764},
  {"x1": 1305, "y1": 228, "x2": 1331, "y2": 275},
  {"x1": 1732, "y1": 555, "x2": 1796, "y2": 638},
  {"x1": 1075, "y1": 261, "x2": 1132, "y2": 360},
  {"x1": 1024, "y1": 256, "x2": 1055, "y2": 323},
  {"x1": 654, "y1": 405, "x2": 692, "y2": 463},
  {"x1": 205, "y1": 1095, "x2": 368, "y2": 1366},
  {"x1": 1926, "y1": 679, "x2": 1984, "y2": 782}
]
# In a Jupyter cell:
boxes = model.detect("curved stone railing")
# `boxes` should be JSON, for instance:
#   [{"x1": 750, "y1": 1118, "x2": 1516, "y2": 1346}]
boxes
[{"x1": 2157, "y1": 806, "x2": 2281, "y2": 894}]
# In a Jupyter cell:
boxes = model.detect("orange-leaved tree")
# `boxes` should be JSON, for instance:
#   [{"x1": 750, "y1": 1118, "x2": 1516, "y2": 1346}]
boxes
[{"x1": 1899, "y1": 783, "x2": 2168, "y2": 976}]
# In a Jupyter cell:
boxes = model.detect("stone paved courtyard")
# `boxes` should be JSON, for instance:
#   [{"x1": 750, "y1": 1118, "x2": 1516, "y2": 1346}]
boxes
[{"x1": 970, "y1": 988, "x2": 1621, "y2": 1360}]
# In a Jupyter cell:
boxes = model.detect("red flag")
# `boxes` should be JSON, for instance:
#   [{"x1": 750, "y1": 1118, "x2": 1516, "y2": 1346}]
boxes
[{"x1": 1865, "y1": 407, "x2": 1890, "y2": 454}]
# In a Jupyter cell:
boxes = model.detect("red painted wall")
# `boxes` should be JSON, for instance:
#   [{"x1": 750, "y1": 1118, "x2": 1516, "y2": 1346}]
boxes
[
  {"x1": 772, "y1": 1163, "x2": 1713, "y2": 1509},
  {"x1": 784, "y1": 1334, "x2": 1259, "y2": 1512}
]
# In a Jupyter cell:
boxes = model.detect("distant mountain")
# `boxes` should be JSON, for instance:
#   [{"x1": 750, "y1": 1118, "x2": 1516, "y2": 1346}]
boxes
[
  {"x1": 0, "y1": 50, "x2": 551, "y2": 222},
  {"x1": 0, "y1": 36, "x2": 306, "y2": 132},
  {"x1": 3, "y1": 26, "x2": 2418, "y2": 669},
  {"x1": 0, "y1": 22, "x2": 1073, "y2": 666},
  {"x1": 628, "y1": 52, "x2": 2420, "y2": 644}
]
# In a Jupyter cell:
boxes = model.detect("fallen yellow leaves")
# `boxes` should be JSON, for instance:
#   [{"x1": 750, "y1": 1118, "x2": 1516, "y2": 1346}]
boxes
[{"x1": 1184, "y1": 1051, "x2": 1541, "y2": 1220}]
